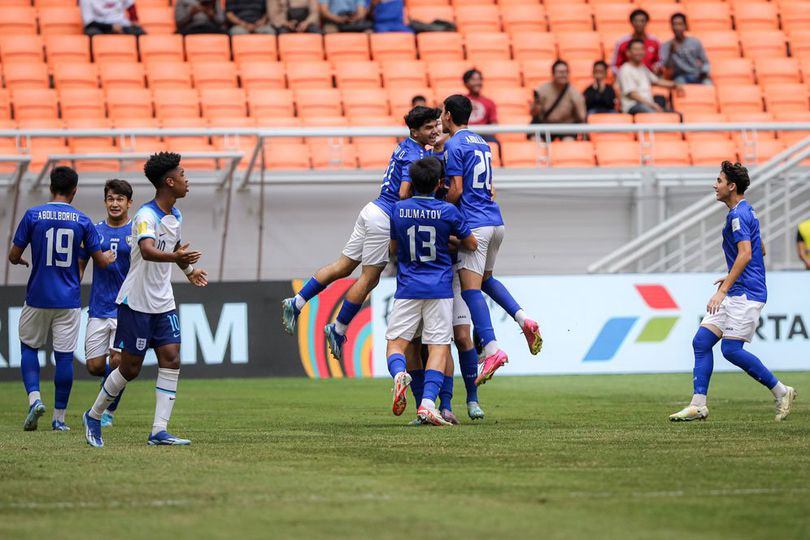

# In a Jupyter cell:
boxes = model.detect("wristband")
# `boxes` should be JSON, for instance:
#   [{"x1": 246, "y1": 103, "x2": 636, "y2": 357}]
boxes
[{"x1": 183, "y1": 265, "x2": 194, "y2": 276}]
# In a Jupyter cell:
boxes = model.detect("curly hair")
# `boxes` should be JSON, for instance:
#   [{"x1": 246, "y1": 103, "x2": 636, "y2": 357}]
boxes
[
  {"x1": 721, "y1": 160, "x2": 750, "y2": 194},
  {"x1": 143, "y1": 152, "x2": 181, "y2": 188}
]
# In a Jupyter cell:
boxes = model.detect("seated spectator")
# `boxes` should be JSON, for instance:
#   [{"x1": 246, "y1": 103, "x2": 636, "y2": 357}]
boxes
[
  {"x1": 530, "y1": 60, "x2": 586, "y2": 140},
  {"x1": 464, "y1": 69, "x2": 499, "y2": 144},
  {"x1": 81, "y1": 0, "x2": 145, "y2": 36},
  {"x1": 619, "y1": 39, "x2": 682, "y2": 114},
  {"x1": 226, "y1": 0, "x2": 274, "y2": 35},
  {"x1": 269, "y1": 0, "x2": 321, "y2": 33},
  {"x1": 371, "y1": 0, "x2": 411, "y2": 33},
  {"x1": 611, "y1": 9, "x2": 660, "y2": 75},
  {"x1": 320, "y1": 0, "x2": 372, "y2": 33},
  {"x1": 661, "y1": 13, "x2": 711, "y2": 85},
  {"x1": 583, "y1": 60, "x2": 617, "y2": 115},
  {"x1": 175, "y1": 0, "x2": 227, "y2": 35},
  {"x1": 411, "y1": 95, "x2": 428, "y2": 107}
]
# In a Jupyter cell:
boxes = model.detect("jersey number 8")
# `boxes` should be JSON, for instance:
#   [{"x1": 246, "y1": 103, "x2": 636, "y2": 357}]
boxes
[
  {"x1": 44, "y1": 227, "x2": 74, "y2": 268},
  {"x1": 406, "y1": 225, "x2": 436, "y2": 262},
  {"x1": 472, "y1": 150, "x2": 493, "y2": 191}
]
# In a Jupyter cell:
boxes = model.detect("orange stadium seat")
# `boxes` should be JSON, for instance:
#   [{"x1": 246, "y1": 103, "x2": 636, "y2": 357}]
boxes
[
  {"x1": 68, "y1": 120, "x2": 119, "y2": 172},
  {"x1": 592, "y1": 4, "x2": 634, "y2": 34},
  {"x1": 789, "y1": 31, "x2": 810, "y2": 59},
  {"x1": 191, "y1": 61, "x2": 239, "y2": 89},
  {"x1": 137, "y1": 7, "x2": 175, "y2": 34},
  {"x1": 497, "y1": 115, "x2": 532, "y2": 142},
  {"x1": 501, "y1": 4, "x2": 547, "y2": 34},
  {"x1": 649, "y1": 141, "x2": 691, "y2": 166},
  {"x1": 472, "y1": 60, "x2": 521, "y2": 88},
  {"x1": 0, "y1": 7, "x2": 38, "y2": 34},
  {"x1": 717, "y1": 84, "x2": 763, "y2": 113},
  {"x1": 248, "y1": 89, "x2": 295, "y2": 117},
  {"x1": 185, "y1": 34, "x2": 231, "y2": 63},
  {"x1": 106, "y1": 88, "x2": 153, "y2": 119},
  {"x1": 733, "y1": 2, "x2": 779, "y2": 32},
  {"x1": 512, "y1": 33, "x2": 556, "y2": 61},
  {"x1": 113, "y1": 117, "x2": 163, "y2": 152},
  {"x1": 567, "y1": 59, "x2": 595, "y2": 89},
  {"x1": 146, "y1": 61, "x2": 192, "y2": 89},
  {"x1": 644, "y1": 3, "x2": 681, "y2": 31},
  {"x1": 550, "y1": 141, "x2": 596, "y2": 167},
  {"x1": 343, "y1": 88, "x2": 390, "y2": 117},
  {"x1": 0, "y1": 90, "x2": 11, "y2": 120},
  {"x1": 689, "y1": 138, "x2": 738, "y2": 165},
  {"x1": 546, "y1": 4, "x2": 593, "y2": 33},
  {"x1": 295, "y1": 88, "x2": 342, "y2": 117},
  {"x1": 452, "y1": 0, "x2": 496, "y2": 6},
  {"x1": 686, "y1": 3, "x2": 733, "y2": 32},
  {"x1": 160, "y1": 116, "x2": 209, "y2": 145},
  {"x1": 92, "y1": 35, "x2": 138, "y2": 63},
  {"x1": 3, "y1": 63, "x2": 50, "y2": 90},
  {"x1": 427, "y1": 60, "x2": 473, "y2": 89},
  {"x1": 278, "y1": 33, "x2": 323, "y2": 63},
  {"x1": 634, "y1": 113, "x2": 682, "y2": 141},
  {"x1": 18, "y1": 118, "x2": 66, "y2": 165},
  {"x1": 325, "y1": 33, "x2": 370, "y2": 63},
  {"x1": 381, "y1": 60, "x2": 428, "y2": 88},
  {"x1": 139, "y1": 34, "x2": 185, "y2": 63},
  {"x1": 764, "y1": 84, "x2": 810, "y2": 113},
  {"x1": 200, "y1": 88, "x2": 247, "y2": 118},
  {"x1": 53, "y1": 63, "x2": 99, "y2": 90},
  {"x1": 682, "y1": 112, "x2": 730, "y2": 143},
  {"x1": 433, "y1": 83, "x2": 467, "y2": 99},
  {"x1": 725, "y1": 111, "x2": 776, "y2": 145},
  {"x1": 755, "y1": 58, "x2": 802, "y2": 85},
  {"x1": 696, "y1": 31, "x2": 741, "y2": 60},
  {"x1": 370, "y1": 33, "x2": 417, "y2": 62},
  {"x1": 489, "y1": 88, "x2": 532, "y2": 117},
  {"x1": 348, "y1": 115, "x2": 397, "y2": 145},
  {"x1": 739, "y1": 138, "x2": 786, "y2": 165},
  {"x1": 358, "y1": 141, "x2": 394, "y2": 169},
  {"x1": 44, "y1": 35, "x2": 91, "y2": 69},
  {"x1": 264, "y1": 142, "x2": 311, "y2": 170},
  {"x1": 465, "y1": 32, "x2": 511, "y2": 61},
  {"x1": 740, "y1": 30, "x2": 788, "y2": 60},
  {"x1": 231, "y1": 34, "x2": 277, "y2": 64},
  {"x1": 309, "y1": 142, "x2": 358, "y2": 169},
  {"x1": 0, "y1": 35, "x2": 44, "y2": 64},
  {"x1": 38, "y1": 7, "x2": 84, "y2": 34},
  {"x1": 801, "y1": 58, "x2": 810, "y2": 83},
  {"x1": 388, "y1": 87, "x2": 435, "y2": 117},
  {"x1": 595, "y1": 141, "x2": 641, "y2": 167},
  {"x1": 408, "y1": 6, "x2": 455, "y2": 26},
  {"x1": 774, "y1": 110, "x2": 810, "y2": 146},
  {"x1": 286, "y1": 61, "x2": 333, "y2": 89},
  {"x1": 239, "y1": 62, "x2": 286, "y2": 90},
  {"x1": 154, "y1": 88, "x2": 200, "y2": 118},
  {"x1": 711, "y1": 58, "x2": 755, "y2": 86},
  {"x1": 673, "y1": 84, "x2": 718, "y2": 114},
  {"x1": 456, "y1": 6, "x2": 502, "y2": 33},
  {"x1": 521, "y1": 59, "x2": 554, "y2": 89},
  {"x1": 501, "y1": 141, "x2": 545, "y2": 167},
  {"x1": 12, "y1": 89, "x2": 59, "y2": 120},
  {"x1": 587, "y1": 113, "x2": 634, "y2": 142},
  {"x1": 498, "y1": 0, "x2": 543, "y2": 5},
  {"x1": 417, "y1": 32, "x2": 464, "y2": 61},
  {"x1": 780, "y1": 4, "x2": 810, "y2": 36},
  {"x1": 334, "y1": 61, "x2": 381, "y2": 89},
  {"x1": 556, "y1": 32, "x2": 602, "y2": 60},
  {"x1": 301, "y1": 116, "x2": 349, "y2": 130},
  {"x1": 59, "y1": 88, "x2": 106, "y2": 119},
  {"x1": 209, "y1": 116, "x2": 257, "y2": 168},
  {"x1": 99, "y1": 62, "x2": 146, "y2": 89}
]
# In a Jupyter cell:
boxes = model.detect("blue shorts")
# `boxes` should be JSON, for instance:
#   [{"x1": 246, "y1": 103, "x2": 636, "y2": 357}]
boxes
[{"x1": 114, "y1": 304, "x2": 181, "y2": 356}]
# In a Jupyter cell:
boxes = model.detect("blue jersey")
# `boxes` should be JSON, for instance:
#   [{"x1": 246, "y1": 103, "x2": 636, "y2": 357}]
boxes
[
  {"x1": 373, "y1": 137, "x2": 429, "y2": 217},
  {"x1": 444, "y1": 128, "x2": 504, "y2": 229},
  {"x1": 12, "y1": 202, "x2": 100, "y2": 309},
  {"x1": 722, "y1": 199, "x2": 767, "y2": 302},
  {"x1": 390, "y1": 196, "x2": 471, "y2": 299},
  {"x1": 84, "y1": 220, "x2": 132, "y2": 319}
]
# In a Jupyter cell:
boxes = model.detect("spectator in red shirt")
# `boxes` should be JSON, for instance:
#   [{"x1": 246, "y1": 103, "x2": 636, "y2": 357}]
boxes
[
  {"x1": 611, "y1": 9, "x2": 660, "y2": 75},
  {"x1": 463, "y1": 69, "x2": 499, "y2": 144}
]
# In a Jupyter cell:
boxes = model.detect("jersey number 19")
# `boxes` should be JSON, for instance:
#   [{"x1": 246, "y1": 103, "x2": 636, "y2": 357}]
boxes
[{"x1": 44, "y1": 227, "x2": 74, "y2": 267}]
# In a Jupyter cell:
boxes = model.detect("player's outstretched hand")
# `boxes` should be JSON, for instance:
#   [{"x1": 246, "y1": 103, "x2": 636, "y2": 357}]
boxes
[
  {"x1": 188, "y1": 268, "x2": 208, "y2": 287},
  {"x1": 175, "y1": 243, "x2": 202, "y2": 265},
  {"x1": 12, "y1": 257, "x2": 29, "y2": 267}
]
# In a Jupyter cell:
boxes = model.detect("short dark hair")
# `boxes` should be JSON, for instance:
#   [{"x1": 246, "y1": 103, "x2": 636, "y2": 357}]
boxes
[
  {"x1": 443, "y1": 94, "x2": 472, "y2": 126},
  {"x1": 593, "y1": 60, "x2": 608, "y2": 71},
  {"x1": 463, "y1": 69, "x2": 481, "y2": 84},
  {"x1": 404, "y1": 106, "x2": 442, "y2": 131},
  {"x1": 409, "y1": 157, "x2": 442, "y2": 195},
  {"x1": 144, "y1": 151, "x2": 181, "y2": 188},
  {"x1": 721, "y1": 161, "x2": 750, "y2": 194},
  {"x1": 552, "y1": 59, "x2": 569, "y2": 73},
  {"x1": 629, "y1": 8, "x2": 649, "y2": 22},
  {"x1": 671, "y1": 12, "x2": 687, "y2": 25},
  {"x1": 104, "y1": 179, "x2": 133, "y2": 200},
  {"x1": 50, "y1": 166, "x2": 78, "y2": 196},
  {"x1": 628, "y1": 38, "x2": 646, "y2": 50},
  {"x1": 411, "y1": 94, "x2": 427, "y2": 106}
]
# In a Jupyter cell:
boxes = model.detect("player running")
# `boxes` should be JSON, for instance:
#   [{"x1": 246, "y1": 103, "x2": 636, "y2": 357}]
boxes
[
  {"x1": 670, "y1": 161, "x2": 796, "y2": 422},
  {"x1": 281, "y1": 106, "x2": 442, "y2": 361},
  {"x1": 8, "y1": 166, "x2": 112, "y2": 431},
  {"x1": 79, "y1": 179, "x2": 133, "y2": 427},
  {"x1": 386, "y1": 157, "x2": 477, "y2": 425},
  {"x1": 82, "y1": 152, "x2": 208, "y2": 448},
  {"x1": 441, "y1": 95, "x2": 543, "y2": 385}
]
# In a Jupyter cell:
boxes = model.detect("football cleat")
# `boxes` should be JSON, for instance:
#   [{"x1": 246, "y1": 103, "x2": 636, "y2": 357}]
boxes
[
  {"x1": 324, "y1": 323, "x2": 346, "y2": 361},
  {"x1": 467, "y1": 401, "x2": 485, "y2": 420},
  {"x1": 668, "y1": 405, "x2": 709, "y2": 422},
  {"x1": 408, "y1": 416, "x2": 429, "y2": 426},
  {"x1": 440, "y1": 409, "x2": 459, "y2": 425},
  {"x1": 392, "y1": 371, "x2": 412, "y2": 416},
  {"x1": 100, "y1": 410, "x2": 114, "y2": 428},
  {"x1": 147, "y1": 431, "x2": 191, "y2": 446},
  {"x1": 51, "y1": 420, "x2": 70, "y2": 432},
  {"x1": 83, "y1": 411, "x2": 104, "y2": 448},
  {"x1": 475, "y1": 350, "x2": 508, "y2": 386},
  {"x1": 775, "y1": 386, "x2": 796, "y2": 422},
  {"x1": 281, "y1": 298, "x2": 299, "y2": 335},
  {"x1": 522, "y1": 319, "x2": 543, "y2": 356},
  {"x1": 417, "y1": 406, "x2": 452, "y2": 426},
  {"x1": 23, "y1": 399, "x2": 46, "y2": 431}
]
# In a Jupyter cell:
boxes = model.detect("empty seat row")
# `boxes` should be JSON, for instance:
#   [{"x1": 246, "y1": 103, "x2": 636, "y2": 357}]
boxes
[{"x1": 0, "y1": 6, "x2": 174, "y2": 35}]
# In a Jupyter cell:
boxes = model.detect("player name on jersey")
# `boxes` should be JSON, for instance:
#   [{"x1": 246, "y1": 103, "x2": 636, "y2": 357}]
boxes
[
  {"x1": 33, "y1": 210, "x2": 81, "y2": 222},
  {"x1": 398, "y1": 208, "x2": 443, "y2": 220}
]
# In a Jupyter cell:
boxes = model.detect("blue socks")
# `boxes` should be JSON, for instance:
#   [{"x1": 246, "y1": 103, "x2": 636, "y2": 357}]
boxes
[
  {"x1": 53, "y1": 351, "x2": 74, "y2": 410},
  {"x1": 692, "y1": 327, "x2": 719, "y2": 395},
  {"x1": 408, "y1": 369, "x2": 424, "y2": 404},
  {"x1": 721, "y1": 339, "x2": 778, "y2": 390},
  {"x1": 298, "y1": 277, "x2": 325, "y2": 302},
  {"x1": 20, "y1": 343, "x2": 40, "y2": 396},
  {"x1": 439, "y1": 375, "x2": 453, "y2": 411},
  {"x1": 458, "y1": 348, "x2": 479, "y2": 403},
  {"x1": 335, "y1": 300, "x2": 362, "y2": 335},
  {"x1": 461, "y1": 289, "x2": 496, "y2": 346},
  {"x1": 387, "y1": 353, "x2": 406, "y2": 379},
  {"x1": 482, "y1": 276, "x2": 521, "y2": 319},
  {"x1": 423, "y1": 369, "x2": 444, "y2": 404}
]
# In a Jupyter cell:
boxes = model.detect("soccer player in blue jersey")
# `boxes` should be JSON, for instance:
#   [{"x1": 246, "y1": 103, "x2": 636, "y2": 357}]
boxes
[
  {"x1": 442, "y1": 94, "x2": 543, "y2": 385},
  {"x1": 79, "y1": 179, "x2": 133, "y2": 427},
  {"x1": 8, "y1": 166, "x2": 113, "y2": 431},
  {"x1": 387, "y1": 157, "x2": 477, "y2": 425},
  {"x1": 82, "y1": 153, "x2": 208, "y2": 448},
  {"x1": 281, "y1": 106, "x2": 442, "y2": 361},
  {"x1": 670, "y1": 161, "x2": 796, "y2": 422}
]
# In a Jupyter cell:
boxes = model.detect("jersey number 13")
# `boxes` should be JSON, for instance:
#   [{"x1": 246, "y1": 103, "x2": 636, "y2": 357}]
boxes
[{"x1": 406, "y1": 225, "x2": 436, "y2": 262}]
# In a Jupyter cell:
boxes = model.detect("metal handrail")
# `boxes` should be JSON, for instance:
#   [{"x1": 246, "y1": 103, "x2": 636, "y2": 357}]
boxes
[{"x1": 2, "y1": 155, "x2": 32, "y2": 285}]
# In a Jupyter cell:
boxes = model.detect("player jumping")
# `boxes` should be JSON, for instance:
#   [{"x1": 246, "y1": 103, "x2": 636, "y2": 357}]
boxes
[
  {"x1": 8, "y1": 166, "x2": 112, "y2": 431},
  {"x1": 670, "y1": 161, "x2": 796, "y2": 422},
  {"x1": 281, "y1": 106, "x2": 442, "y2": 361},
  {"x1": 82, "y1": 152, "x2": 208, "y2": 448}
]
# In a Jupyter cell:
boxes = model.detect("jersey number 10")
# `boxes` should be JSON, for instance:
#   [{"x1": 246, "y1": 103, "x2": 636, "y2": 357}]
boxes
[
  {"x1": 406, "y1": 225, "x2": 436, "y2": 262},
  {"x1": 472, "y1": 150, "x2": 493, "y2": 191},
  {"x1": 44, "y1": 227, "x2": 74, "y2": 268}
]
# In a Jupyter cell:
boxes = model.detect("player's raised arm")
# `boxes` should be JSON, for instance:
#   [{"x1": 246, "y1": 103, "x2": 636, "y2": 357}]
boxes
[{"x1": 9, "y1": 209, "x2": 31, "y2": 266}]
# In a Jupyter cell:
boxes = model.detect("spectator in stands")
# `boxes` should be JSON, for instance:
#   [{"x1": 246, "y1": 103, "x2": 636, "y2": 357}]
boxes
[
  {"x1": 619, "y1": 39, "x2": 682, "y2": 114},
  {"x1": 81, "y1": 0, "x2": 146, "y2": 36},
  {"x1": 797, "y1": 218, "x2": 810, "y2": 269},
  {"x1": 661, "y1": 13, "x2": 711, "y2": 85},
  {"x1": 225, "y1": 0, "x2": 275, "y2": 35},
  {"x1": 583, "y1": 60, "x2": 617, "y2": 115},
  {"x1": 269, "y1": 0, "x2": 321, "y2": 33},
  {"x1": 320, "y1": 0, "x2": 372, "y2": 33},
  {"x1": 611, "y1": 9, "x2": 660, "y2": 75},
  {"x1": 371, "y1": 0, "x2": 411, "y2": 33},
  {"x1": 175, "y1": 0, "x2": 227, "y2": 35},
  {"x1": 411, "y1": 95, "x2": 428, "y2": 107},
  {"x1": 464, "y1": 70, "x2": 497, "y2": 127},
  {"x1": 530, "y1": 60, "x2": 586, "y2": 140}
]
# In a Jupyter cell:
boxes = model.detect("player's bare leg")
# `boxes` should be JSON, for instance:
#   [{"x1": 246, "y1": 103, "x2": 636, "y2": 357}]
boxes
[
  {"x1": 325, "y1": 263, "x2": 384, "y2": 361},
  {"x1": 387, "y1": 338, "x2": 413, "y2": 416},
  {"x1": 481, "y1": 270, "x2": 543, "y2": 356},
  {"x1": 460, "y1": 268, "x2": 508, "y2": 385}
]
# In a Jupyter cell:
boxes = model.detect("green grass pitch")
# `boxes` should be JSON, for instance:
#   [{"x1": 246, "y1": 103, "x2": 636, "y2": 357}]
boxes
[{"x1": 1, "y1": 373, "x2": 808, "y2": 540}]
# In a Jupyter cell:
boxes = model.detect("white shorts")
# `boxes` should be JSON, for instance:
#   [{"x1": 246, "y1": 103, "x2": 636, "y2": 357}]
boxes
[
  {"x1": 85, "y1": 317, "x2": 119, "y2": 359},
  {"x1": 18, "y1": 304, "x2": 81, "y2": 352},
  {"x1": 385, "y1": 298, "x2": 453, "y2": 345},
  {"x1": 452, "y1": 267, "x2": 470, "y2": 327},
  {"x1": 701, "y1": 294, "x2": 764, "y2": 342},
  {"x1": 458, "y1": 225, "x2": 504, "y2": 275},
  {"x1": 342, "y1": 201, "x2": 390, "y2": 267}
]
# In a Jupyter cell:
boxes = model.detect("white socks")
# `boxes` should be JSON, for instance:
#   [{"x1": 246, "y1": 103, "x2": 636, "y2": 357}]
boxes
[
  {"x1": 28, "y1": 391, "x2": 41, "y2": 406},
  {"x1": 152, "y1": 368, "x2": 179, "y2": 436},
  {"x1": 515, "y1": 309, "x2": 528, "y2": 328},
  {"x1": 690, "y1": 394, "x2": 707, "y2": 407},
  {"x1": 90, "y1": 368, "x2": 128, "y2": 420},
  {"x1": 294, "y1": 295, "x2": 306, "y2": 310},
  {"x1": 420, "y1": 398, "x2": 436, "y2": 410},
  {"x1": 53, "y1": 409, "x2": 65, "y2": 423},
  {"x1": 483, "y1": 341, "x2": 499, "y2": 358},
  {"x1": 771, "y1": 381, "x2": 788, "y2": 399},
  {"x1": 334, "y1": 320, "x2": 348, "y2": 335}
]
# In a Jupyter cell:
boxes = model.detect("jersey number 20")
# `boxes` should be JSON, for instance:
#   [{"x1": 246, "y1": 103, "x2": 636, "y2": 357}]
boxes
[
  {"x1": 406, "y1": 225, "x2": 436, "y2": 262},
  {"x1": 472, "y1": 150, "x2": 493, "y2": 191},
  {"x1": 44, "y1": 227, "x2": 74, "y2": 267}
]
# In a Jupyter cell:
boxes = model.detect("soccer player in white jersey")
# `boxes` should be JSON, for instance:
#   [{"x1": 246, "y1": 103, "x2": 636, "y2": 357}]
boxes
[
  {"x1": 82, "y1": 152, "x2": 208, "y2": 448},
  {"x1": 9, "y1": 166, "x2": 112, "y2": 431}
]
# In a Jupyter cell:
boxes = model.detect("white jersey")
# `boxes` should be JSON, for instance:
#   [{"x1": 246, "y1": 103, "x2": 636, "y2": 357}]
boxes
[{"x1": 116, "y1": 200, "x2": 182, "y2": 314}]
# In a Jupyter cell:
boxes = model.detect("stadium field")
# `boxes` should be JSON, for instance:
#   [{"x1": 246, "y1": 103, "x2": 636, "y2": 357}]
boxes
[{"x1": 1, "y1": 372, "x2": 808, "y2": 540}]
